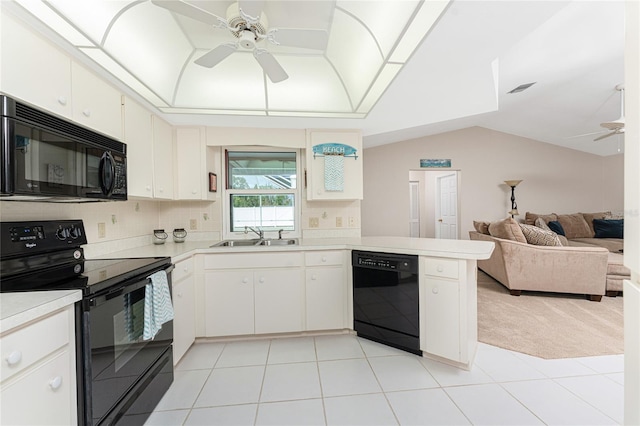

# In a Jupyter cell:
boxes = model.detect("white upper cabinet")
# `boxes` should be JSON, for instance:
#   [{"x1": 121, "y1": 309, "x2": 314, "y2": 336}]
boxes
[
  {"x1": 1, "y1": 13, "x2": 123, "y2": 140},
  {"x1": 0, "y1": 12, "x2": 72, "y2": 118},
  {"x1": 175, "y1": 127, "x2": 216, "y2": 201},
  {"x1": 152, "y1": 116, "x2": 175, "y2": 200},
  {"x1": 123, "y1": 96, "x2": 153, "y2": 198},
  {"x1": 306, "y1": 130, "x2": 363, "y2": 200},
  {"x1": 70, "y1": 62, "x2": 123, "y2": 140}
]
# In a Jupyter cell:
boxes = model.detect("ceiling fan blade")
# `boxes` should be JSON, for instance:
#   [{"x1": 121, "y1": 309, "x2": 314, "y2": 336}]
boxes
[
  {"x1": 564, "y1": 130, "x2": 606, "y2": 139},
  {"x1": 238, "y1": 0, "x2": 264, "y2": 22},
  {"x1": 151, "y1": 0, "x2": 220, "y2": 26},
  {"x1": 253, "y1": 49, "x2": 288, "y2": 83},
  {"x1": 195, "y1": 44, "x2": 237, "y2": 68},
  {"x1": 268, "y1": 28, "x2": 329, "y2": 50},
  {"x1": 594, "y1": 130, "x2": 617, "y2": 142}
]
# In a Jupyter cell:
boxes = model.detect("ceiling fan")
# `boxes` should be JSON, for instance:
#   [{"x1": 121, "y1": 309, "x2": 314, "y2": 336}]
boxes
[
  {"x1": 151, "y1": 0, "x2": 329, "y2": 83},
  {"x1": 594, "y1": 83, "x2": 625, "y2": 141}
]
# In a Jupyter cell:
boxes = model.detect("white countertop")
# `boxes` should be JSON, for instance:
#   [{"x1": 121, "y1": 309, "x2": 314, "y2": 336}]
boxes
[
  {"x1": 92, "y1": 236, "x2": 495, "y2": 262},
  {"x1": 1, "y1": 290, "x2": 82, "y2": 333}
]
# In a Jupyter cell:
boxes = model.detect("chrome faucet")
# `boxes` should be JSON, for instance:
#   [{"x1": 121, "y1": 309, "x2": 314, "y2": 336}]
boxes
[
  {"x1": 278, "y1": 229, "x2": 284, "y2": 240},
  {"x1": 244, "y1": 226, "x2": 264, "y2": 239}
]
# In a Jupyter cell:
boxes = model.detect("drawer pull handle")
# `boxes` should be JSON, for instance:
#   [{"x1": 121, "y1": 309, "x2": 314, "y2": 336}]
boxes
[
  {"x1": 259, "y1": 277, "x2": 265, "y2": 283},
  {"x1": 177, "y1": 292, "x2": 183, "y2": 297},
  {"x1": 82, "y1": 109, "x2": 91, "y2": 117},
  {"x1": 49, "y1": 376, "x2": 63, "y2": 391},
  {"x1": 437, "y1": 265, "x2": 444, "y2": 272},
  {"x1": 311, "y1": 274, "x2": 317, "y2": 280},
  {"x1": 6, "y1": 350, "x2": 22, "y2": 366},
  {"x1": 183, "y1": 267, "x2": 189, "y2": 272},
  {"x1": 321, "y1": 257, "x2": 327, "y2": 262},
  {"x1": 432, "y1": 287, "x2": 439, "y2": 294},
  {"x1": 242, "y1": 278, "x2": 249, "y2": 284},
  {"x1": 57, "y1": 96, "x2": 67, "y2": 106}
]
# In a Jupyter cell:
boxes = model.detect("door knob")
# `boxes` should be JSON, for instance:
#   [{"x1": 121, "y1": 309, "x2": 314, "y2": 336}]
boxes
[{"x1": 438, "y1": 219, "x2": 443, "y2": 222}]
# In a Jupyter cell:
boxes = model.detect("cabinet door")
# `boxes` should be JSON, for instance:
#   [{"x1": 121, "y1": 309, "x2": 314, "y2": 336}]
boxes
[
  {"x1": 0, "y1": 13, "x2": 72, "y2": 118},
  {"x1": 306, "y1": 130, "x2": 363, "y2": 200},
  {"x1": 152, "y1": 116, "x2": 175, "y2": 199},
  {"x1": 423, "y1": 277, "x2": 460, "y2": 360},
  {"x1": 254, "y1": 269, "x2": 304, "y2": 334},
  {"x1": 1, "y1": 351, "x2": 74, "y2": 426},
  {"x1": 306, "y1": 267, "x2": 346, "y2": 331},
  {"x1": 123, "y1": 97, "x2": 154, "y2": 198},
  {"x1": 175, "y1": 127, "x2": 205, "y2": 200},
  {"x1": 71, "y1": 62, "x2": 123, "y2": 140},
  {"x1": 172, "y1": 274, "x2": 195, "y2": 364},
  {"x1": 205, "y1": 271, "x2": 254, "y2": 336}
]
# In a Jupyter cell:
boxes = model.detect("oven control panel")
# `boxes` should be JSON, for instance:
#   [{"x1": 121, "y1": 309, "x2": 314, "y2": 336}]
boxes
[{"x1": 1, "y1": 220, "x2": 87, "y2": 257}]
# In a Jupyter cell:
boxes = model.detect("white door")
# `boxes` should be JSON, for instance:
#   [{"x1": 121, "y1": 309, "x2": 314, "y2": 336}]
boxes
[
  {"x1": 435, "y1": 173, "x2": 458, "y2": 239},
  {"x1": 409, "y1": 181, "x2": 420, "y2": 237}
]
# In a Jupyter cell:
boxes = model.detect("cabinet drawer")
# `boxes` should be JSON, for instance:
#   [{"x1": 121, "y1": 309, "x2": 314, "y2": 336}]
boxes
[
  {"x1": 1, "y1": 350, "x2": 74, "y2": 425},
  {"x1": 423, "y1": 258, "x2": 459, "y2": 279},
  {"x1": 173, "y1": 257, "x2": 194, "y2": 282},
  {"x1": 1, "y1": 309, "x2": 70, "y2": 383},
  {"x1": 305, "y1": 250, "x2": 344, "y2": 267},
  {"x1": 204, "y1": 252, "x2": 302, "y2": 269}
]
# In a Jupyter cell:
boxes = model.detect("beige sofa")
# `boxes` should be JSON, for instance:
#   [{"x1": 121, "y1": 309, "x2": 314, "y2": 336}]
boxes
[{"x1": 470, "y1": 231, "x2": 609, "y2": 301}]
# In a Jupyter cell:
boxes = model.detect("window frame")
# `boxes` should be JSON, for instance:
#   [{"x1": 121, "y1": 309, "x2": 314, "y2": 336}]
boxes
[{"x1": 222, "y1": 146, "x2": 301, "y2": 240}]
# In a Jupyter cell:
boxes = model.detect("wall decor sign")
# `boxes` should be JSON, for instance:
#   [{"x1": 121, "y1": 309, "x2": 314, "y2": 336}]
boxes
[
  {"x1": 312, "y1": 143, "x2": 358, "y2": 159},
  {"x1": 420, "y1": 158, "x2": 451, "y2": 168}
]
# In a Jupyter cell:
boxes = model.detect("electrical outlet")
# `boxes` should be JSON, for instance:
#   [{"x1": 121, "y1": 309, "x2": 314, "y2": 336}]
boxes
[
  {"x1": 336, "y1": 217, "x2": 343, "y2": 227},
  {"x1": 190, "y1": 219, "x2": 198, "y2": 230},
  {"x1": 309, "y1": 217, "x2": 319, "y2": 228},
  {"x1": 349, "y1": 216, "x2": 356, "y2": 227},
  {"x1": 98, "y1": 223, "x2": 106, "y2": 238}
]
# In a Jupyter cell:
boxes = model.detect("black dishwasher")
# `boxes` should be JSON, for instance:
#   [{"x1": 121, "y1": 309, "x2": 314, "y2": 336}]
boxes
[{"x1": 352, "y1": 251, "x2": 420, "y2": 355}]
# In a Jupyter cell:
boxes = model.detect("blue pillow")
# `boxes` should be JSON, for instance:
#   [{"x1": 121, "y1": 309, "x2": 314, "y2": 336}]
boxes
[
  {"x1": 547, "y1": 220, "x2": 565, "y2": 236},
  {"x1": 593, "y1": 219, "x2": 623, "y2": 239}
]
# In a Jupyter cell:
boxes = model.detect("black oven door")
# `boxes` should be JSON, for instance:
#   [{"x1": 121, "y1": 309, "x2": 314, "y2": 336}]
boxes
[{"x1": 84, "y1": 274, "x2": 173, "y2": 425}]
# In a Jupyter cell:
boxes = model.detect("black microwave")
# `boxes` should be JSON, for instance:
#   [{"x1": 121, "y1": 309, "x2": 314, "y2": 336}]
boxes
[{"x1": 0, "y1": 95, "x2": 127, "y2": 202}]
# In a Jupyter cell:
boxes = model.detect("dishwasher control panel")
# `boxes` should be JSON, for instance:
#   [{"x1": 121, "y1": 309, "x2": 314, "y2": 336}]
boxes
[{"x1": 352, "y1": 250, "x2": 417, "y2": 273}]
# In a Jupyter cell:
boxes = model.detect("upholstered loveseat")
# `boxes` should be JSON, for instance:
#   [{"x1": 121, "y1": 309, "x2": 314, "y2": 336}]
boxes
[{"x1": 469, "y1": 212, "x2": 627, "y2": 301}]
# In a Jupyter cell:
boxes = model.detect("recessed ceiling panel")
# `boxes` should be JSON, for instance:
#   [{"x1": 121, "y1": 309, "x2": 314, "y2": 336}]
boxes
[
  {"x1": 104, "y1": 2, "x2": 193, "y2": 103},
  {"x1": 266, "y1": 56, "x2": 350, "y2": 112},
  {"x1": 48, "y1": 0, "x2": 131, "y2": 45},
  {"x1": 337, "y1": 0, "x2": 418, "y2": 58},
  {"x1": 326, "y1": 9, "x2": 383, "y2": 108},
  {"x1": 176, "y1": 51, "x2": 266, "y2": 110}
]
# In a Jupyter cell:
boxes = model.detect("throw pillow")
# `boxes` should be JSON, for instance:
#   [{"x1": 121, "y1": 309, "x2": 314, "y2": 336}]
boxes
[
  {"x1": 488, "y1": 217, "x2": 527, "y2": 243},
  {"x1": 519, "y1": 224, "x2": 562, "y2": 246},
  {"x1": 555, "y1": 213, "x2": 592, "y2": 239},
  {"x1": 593, "y1": 218, "x2": 623, "y2": 239},
  {"x1": 534, "y1": 217, "x2": 552, "y2": 231},
  {"x1": 473, "y1": 220, "x2": 490, "y2": 235},
  {"x1": 581, "y1": 212, "x2": 611, "y2": 237},
  {"x1": 605, "y1": 212, "x2": 624, "y2": 220},
  {"x1": 547, "y1": 220, "x2": 565, "y2": 236},
  {"x1": 525, "y1": 212, "x2": 558, "y2": 226}
]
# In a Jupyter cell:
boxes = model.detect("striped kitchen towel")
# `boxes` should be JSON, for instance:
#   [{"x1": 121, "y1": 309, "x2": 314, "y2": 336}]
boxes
[
  {"x1": 324, "y1": 155, "x2": 344, "y2": 191},
  {"x1": 143, "y1": 270, "x2": 174, "y2": 340}
]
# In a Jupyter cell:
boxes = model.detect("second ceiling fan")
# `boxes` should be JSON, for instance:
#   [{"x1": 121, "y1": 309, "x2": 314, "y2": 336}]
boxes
[{"x1": 152, "y1": 0, "x2": 329, "y2": 83}]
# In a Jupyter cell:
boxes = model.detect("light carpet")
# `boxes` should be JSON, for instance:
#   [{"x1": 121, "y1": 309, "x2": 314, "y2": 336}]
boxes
[{"x1": 477, "y1": 271, "x2": 624, "y2": 359}]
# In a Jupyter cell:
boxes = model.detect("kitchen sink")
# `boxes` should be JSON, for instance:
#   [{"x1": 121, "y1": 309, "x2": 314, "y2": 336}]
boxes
[
  {"x1": 257, "y1": 239, "x2": 298, "y2": 246},
  {"x1": 211, "y1": 238, "x2": 298, "y2": 247},
  {"x1": 211, "y1": 239, "x2": 261, "y2": 247}
]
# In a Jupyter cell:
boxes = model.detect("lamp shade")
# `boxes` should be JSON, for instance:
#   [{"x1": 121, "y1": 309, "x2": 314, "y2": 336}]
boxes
[
  {"x1": 508, "y1": 209, "x2": 520, "y2": 216},
  {"x1": 504, "y1": 180, "x2": 523, "y2": 187}
]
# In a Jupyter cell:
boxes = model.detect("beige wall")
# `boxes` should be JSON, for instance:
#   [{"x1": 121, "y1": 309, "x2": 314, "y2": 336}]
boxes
[{"x1": 362, "y1": 126, "x2": 624, "y2": 238}]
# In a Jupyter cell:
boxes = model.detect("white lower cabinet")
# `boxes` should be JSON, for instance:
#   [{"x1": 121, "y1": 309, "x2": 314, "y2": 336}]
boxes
[
  {"x1": 420, "y1": 257, "x2": 478, "y2": 369},
  {"x1": 255, "y1": 269, "x2": 304, "y2": 334},
  {"x1": 0, "y1": 305, "x2": 77, "y2": 425},
  {"x1": 305, "y1": 251, "x2": 347, "y2": 331},
  {"x1": 172, "y1": 257, "x2": 196, "y2": 365},
  {"x1": 205, "y1": 270, "x2": 255, "y2": 336}
]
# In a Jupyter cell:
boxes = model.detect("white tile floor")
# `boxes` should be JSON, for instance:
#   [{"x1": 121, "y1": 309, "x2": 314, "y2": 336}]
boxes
[{"x1": 146, "y1": 335, "x2": 623, "y2": 425}]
